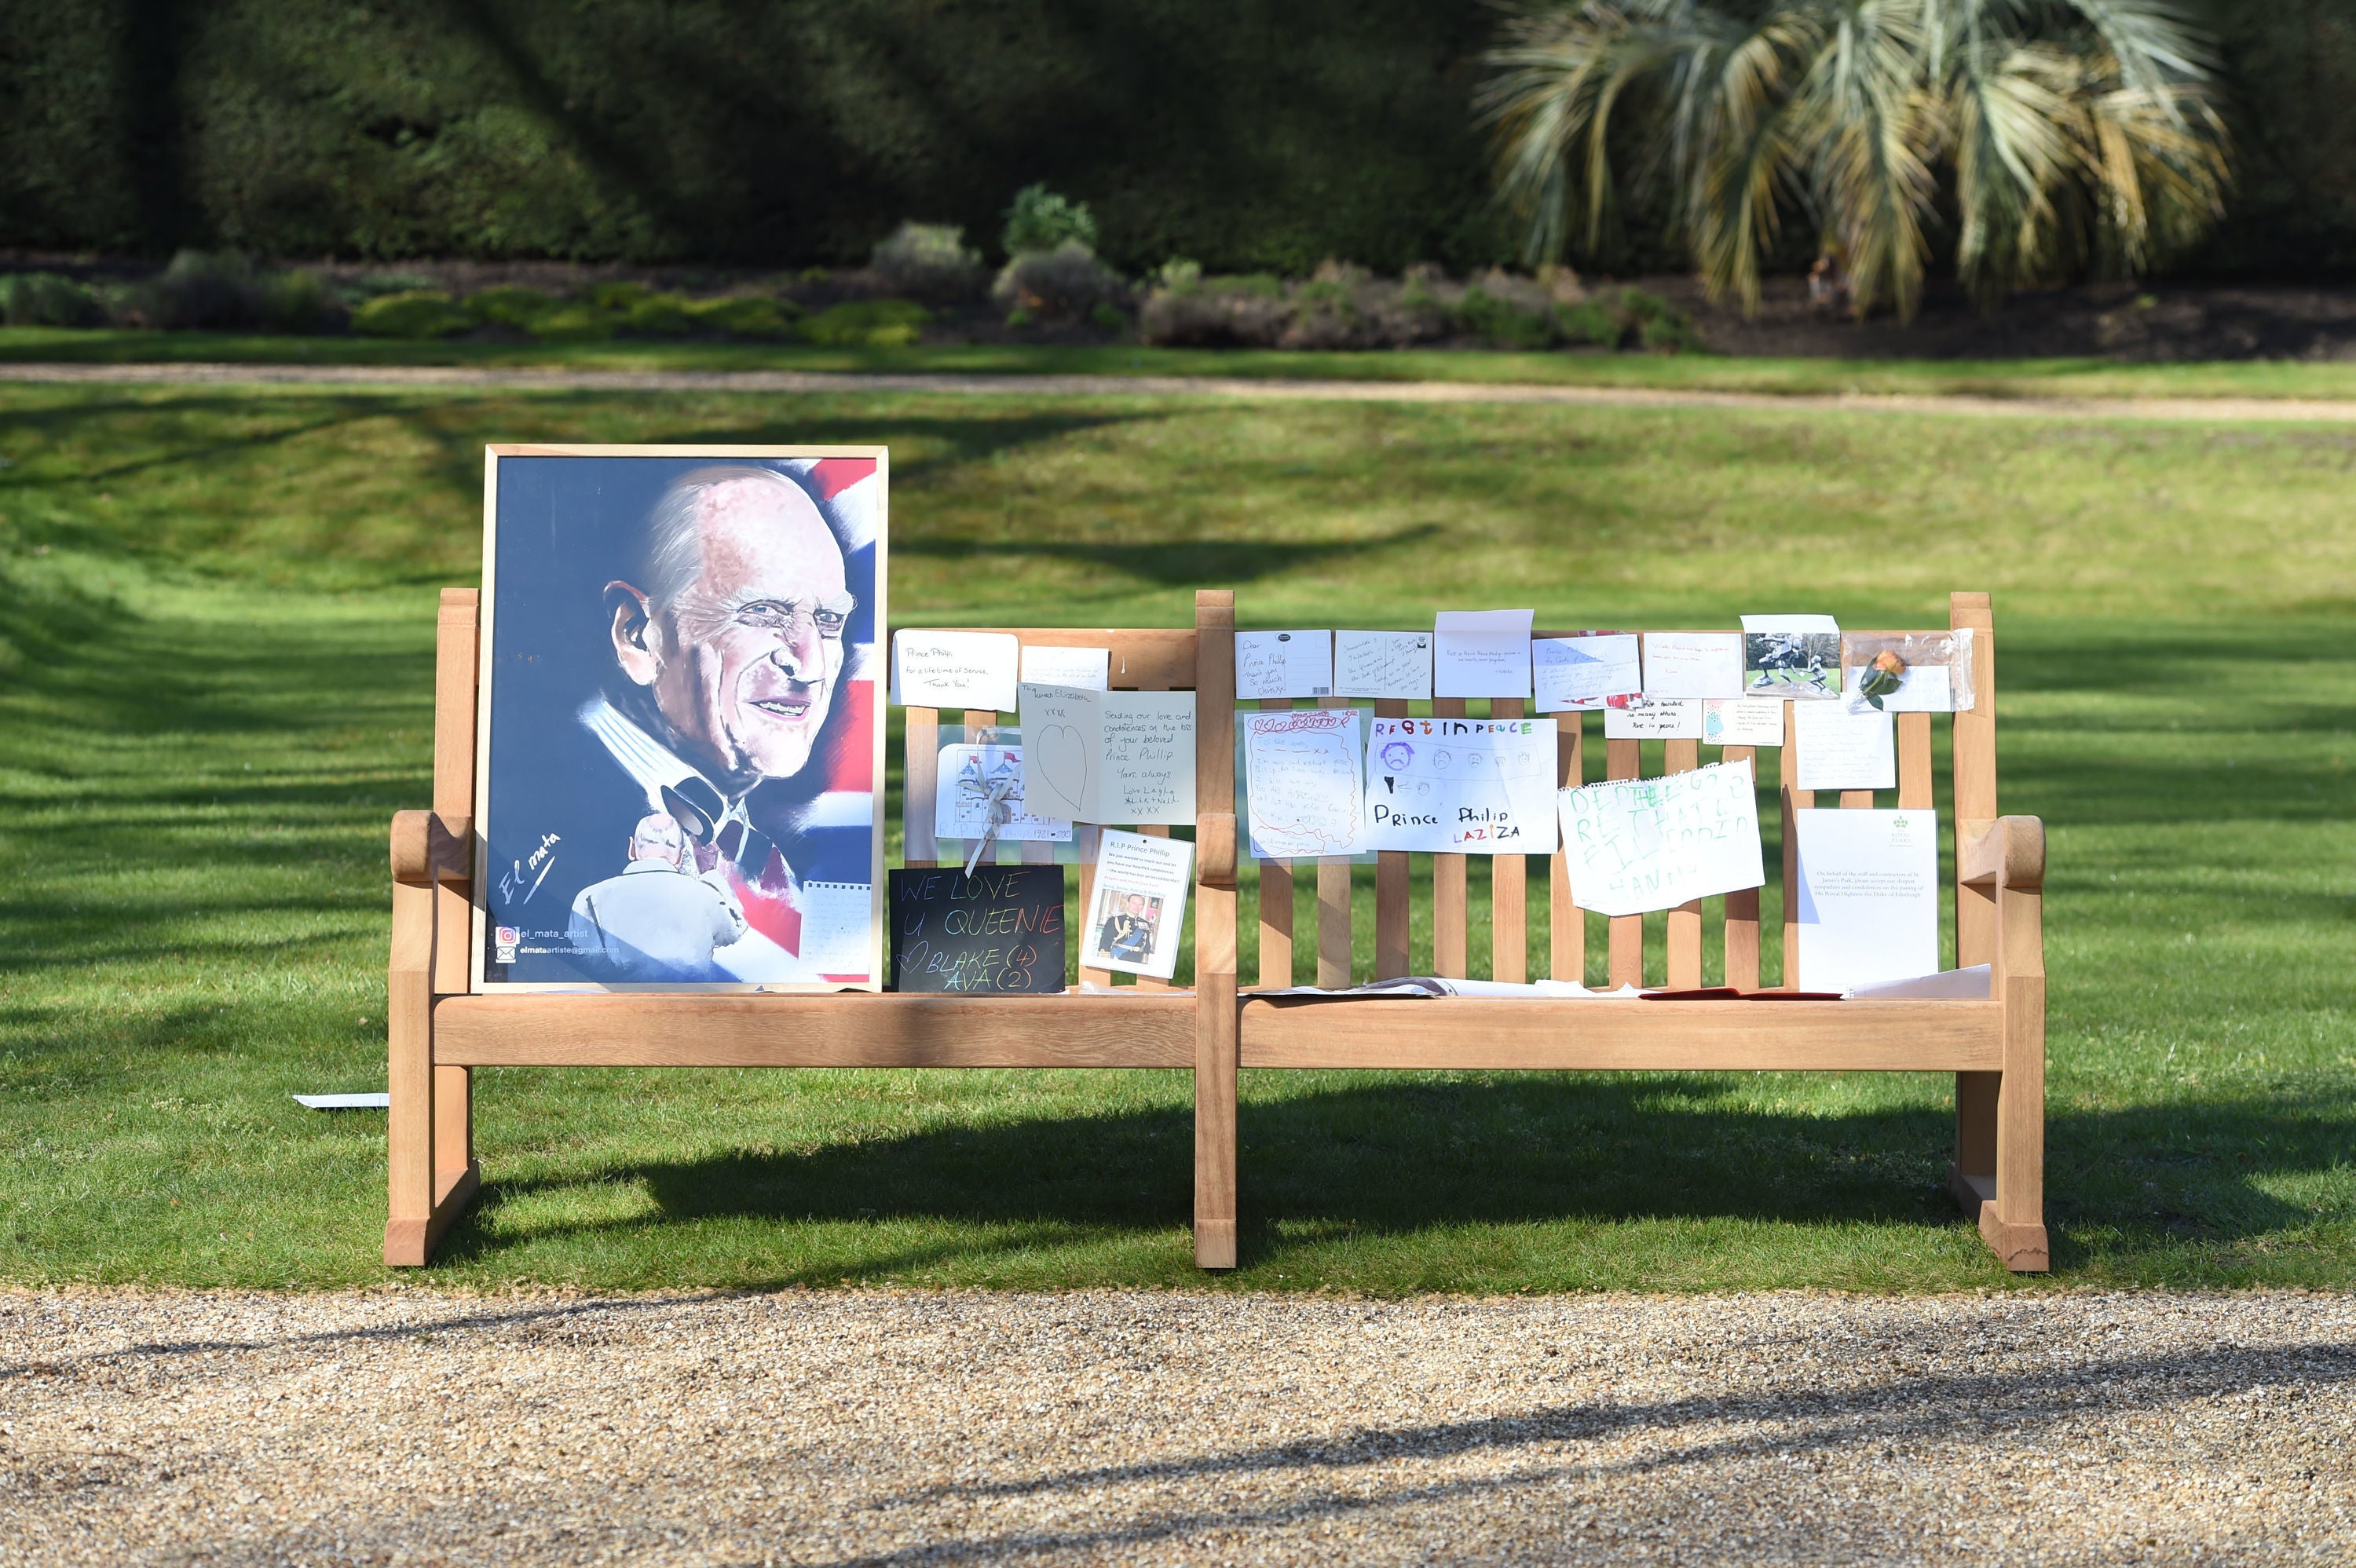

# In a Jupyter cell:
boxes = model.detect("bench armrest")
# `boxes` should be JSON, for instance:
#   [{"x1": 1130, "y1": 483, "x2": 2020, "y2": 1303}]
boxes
[
  {"x1": 1959, "y1": 815, "x2": 2043, "y2": 891},
  {"x1": 390, "y1": 811, "x2": 473, "y2": 888}
]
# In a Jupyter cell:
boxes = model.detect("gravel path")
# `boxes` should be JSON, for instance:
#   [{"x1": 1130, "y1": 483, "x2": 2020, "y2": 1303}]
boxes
[
  {"x1": 4, "y1": 1289, "x2": 2351, "y2": 1565},
  {"x1": 2, "y1": 359, "x2": 2354, "y2": 423}
]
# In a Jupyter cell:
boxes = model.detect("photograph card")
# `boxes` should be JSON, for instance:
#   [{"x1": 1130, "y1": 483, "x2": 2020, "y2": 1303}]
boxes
[
  {"x1": 1703, "y1": 697, "x2": 1786, "y2": 747},
  {"x1": 1557, "y1": 759, "x2": 1765, "y2": 918},
  {"x1": 1791, "y1": 807, "x2": 1939, "y2": 990},
  {"x1": 1235, "y1": 630, "x2": 1335, "y2": 701},
  {"x1": 1533, "y1": 633, "x2": 1642, "y2": 713},
  {"x1": 1432, "y1": 609, "x2": 1536, "y2": 700},
  {"x1": 1085, "y1": 828, "x2": 1194, "y2": 979},
  {"x1": 887, "y1": 864, "x2": 1066, "y2": 993},
  {"x1": 1740, "y1": 614, "x2": 1842, "y2": 699},
  {"x1": 476, "y1": 447, "x2": 885, "y2": 992},
  {"x1": 1364, "y1": 716, "x2": 1560, "y2": 855},
  {"x1": 1640, "y1": 631, "x2": 1743, "y2": 699},
  {"x1": 891, "y1": 630, "x2": 1019, "y2": 713},
  {"x1": 1016, "y1": 684, "x2": 1197, "y2": 825},
  {"x1": 1242, "y1": 707, "x2": 1368, "y2": 859},
  {"x1": 1792, "y1": 700, "x2": 1897, "y2": 791},
  {"x1": 1604, "y1": 696, "x2": 1704, "y2": 740},
  {"x1": 1333, "y1": 630, "x2": 1433, "y2": 700},
  {"x1": 1019, "y1": 644, "x2": 1111, "y2": 692},
  {"x1": 933, "y1": 743, "x2": 1073, "y2": 843}
]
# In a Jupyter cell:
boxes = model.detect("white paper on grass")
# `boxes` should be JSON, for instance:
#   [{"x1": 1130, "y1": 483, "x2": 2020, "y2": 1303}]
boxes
[
  {"x1": 1084, "y1": 828, "x2": 1194, "y2": 979},
  {"x1": 1740, "y1": 614, "x2": 1842, "y2": 700},
  {"x1": 1333, "y1": 630, "x2": 1433, "y2": 700},
  {"x1": 1533, "y1": 633, "x2": 1641, "y2": 712},
  {"x1": 1703, "y1": 697, "x2": 1786, "y2": 747},
  {"x1": 1432, "y1": 609, "x2": 1535, "y2": 699},
  {"x1": 891, "y1": 630, "x2": 1021, "y2": 712},
  {"x1": 1791, "y1": 807, "x2": 1939, "y2": 991},
  {"x1": 1019, "y1": 645, "x2": 1111, "y2": 692},
  {"x1": 294, "y1": 1093, "x2": 390, "y2": 1110},
  {"x1": 1242, "y1": 707, "x2": 1366, "y2": 858},
  {"x1": 933, "y1": 744, "x2": 1073, "y2": 842},
  {"x1": 1641, "y1": 631, "x2": 1744, "y2": 699},
  {"x1": 1235, "y1": 630, "x2": 1334, "y2": 700},
  {"x1": 1557, "y1": 759, "x2": 1764, "y2": 917},
  {"x1": 1363, "y1": 715, "x2": 1560, "y2": 854},
  {"x1": 1792, "y1": 700, "x2": 1896, "y2": 790},
  {"x1": 1015, "y1": 684, "x2": 1197, "y2": 824},
  {"x1": 1604, "y1": 696, "x2": 1703, "y2": 740},
  {"x1": 1842, "y1": 661, "x2": 1953, "y2": 714}
]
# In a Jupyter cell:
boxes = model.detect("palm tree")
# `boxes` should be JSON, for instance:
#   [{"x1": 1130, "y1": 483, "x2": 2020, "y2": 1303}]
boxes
[{"x1": 1478, "y1": 0, "x2": 2233, "y2": 320}]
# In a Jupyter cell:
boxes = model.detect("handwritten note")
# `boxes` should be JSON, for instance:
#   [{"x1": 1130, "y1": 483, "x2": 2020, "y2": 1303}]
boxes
[
  {"x1": 1534, "y1": 633, "x2": 1641, "y2": 712},
  {"x1": 1235, "y1": 630, "x2": 1334, "y2": 700},
  {"x1": 1363, "y1": 716, "x2": 1559, "y2": 854},
  {"x1": 933, "y1": 744, "x2": 1073, "y2": 842},
  {"x1": 887, "y1": 865, "x2": 1066, "y2": 992},
  {"x1": 1703, "y1": 697, "x2": 1786, "y2": 747},
  {"x1": 1019, "y1": 645, "x2": 1111, "y2": 692},
  {"x1": 891, "y1": 630, "x2": 1020, "y2": 712},
  {"x1": 1433, "y1": 609, "x2": 1535, "y2": 700},
  {"x1": 1792, "y1": 807, "x2": 1937, "y2": 989},
  {"x1": 1793, "y1": 701, "x2": 1895, "y2": 791},
  {"x1": 1333, "y1": 630, "x2": 1432, "y2": 700},
  {"x1": 1604, "y1": 696, "x2": 1703, "y2": 740},
  {"x1": 1641, "y1": 632, "x2": 1743, "y2": 700},
  {"x1": 1557, "y1": 760, "x2": 1764, "y2": 917},
  {"x1": 1242, "y1": 707, "x2": 1366, "y2": 858},
  {"x1": 1018, "y1": 683, "x2": 1198, "y2": 824}
]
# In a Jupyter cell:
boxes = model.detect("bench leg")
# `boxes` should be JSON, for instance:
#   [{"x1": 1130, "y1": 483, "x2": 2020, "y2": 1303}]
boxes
[{"x1": 1195, "y1": 970, "x2": 1238, "y2": 1269}]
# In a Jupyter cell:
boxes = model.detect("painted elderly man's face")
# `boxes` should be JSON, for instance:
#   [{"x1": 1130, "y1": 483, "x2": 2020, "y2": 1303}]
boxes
[
  {"x1": 628, "y1": 813, "x2": 686, "y2": 868},
  {"x1": 616, "y1": 478, "x2": 852, "y2": 787}
]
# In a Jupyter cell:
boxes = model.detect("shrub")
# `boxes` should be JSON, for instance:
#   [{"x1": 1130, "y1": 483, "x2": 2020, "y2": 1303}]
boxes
[
  {"x1": 801, "y1": 298, "x2": 931, "y2": 346},
  {"x1": 1151, "y1": 258, "x2": 1204, "y2": 294},
  {"x1": 523, "y1": 304, "x2": 615, "y2": 342},
  {"x1": 1453, "y1": 283, "x2": 1556, "y2": 349},
  {"x1": 992, "y1": 240, "x2": 1127, "y2": 320},
  {"x1": 1139, "y1": 275, "x2": 1293, "y2": 347},
  {"x1": 585, "y1": 280, "x2": 649, "y2": 312},
  {"x1": 870, "y1": 222, "x2": 985, "y2": 302},
  {"x1": 1088, "y1": 301, "x2": 1127, "y2": 334},
  {"x1": 686, "y1": 295, "x2": 798, "y2": 338},
  {"x1": 1621, "y1": 287, "x2": 1703, "y2": 353},
  {"x1": 620, "y1": 291, "x2": 699, "y2": 336},
  {"x1": 350, "y1": 290, "x2": 474, "y2": 339},
  {"x1": 141, "y1": 250, "x2": 262, "y2": 330},
  {"x1": 257, "y1": 269, "x2": 344, "y2": 334},
  {"x1": 465, "y1": 286, "x2": 560, "y2": 329},
  {"x1": 1002, "y1": 184, "x2": 1098, "y2": 256},
  {"x1": 1553, "y1": 300, "x2": 1629, "y2": 348},
  {"x1": 0, "y1": 272, "x2": 103, "y2": 327}
]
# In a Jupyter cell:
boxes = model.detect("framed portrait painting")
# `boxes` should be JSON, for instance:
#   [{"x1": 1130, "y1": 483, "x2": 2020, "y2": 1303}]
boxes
[{"x1": 473, "y1": 445, "x2": 887, "y2": 991}]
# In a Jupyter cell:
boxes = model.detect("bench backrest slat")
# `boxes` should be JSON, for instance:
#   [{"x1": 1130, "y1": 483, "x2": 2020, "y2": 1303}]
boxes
[{"x1": 1256, "y1": 696, "x2": 1296, "y2": 988}]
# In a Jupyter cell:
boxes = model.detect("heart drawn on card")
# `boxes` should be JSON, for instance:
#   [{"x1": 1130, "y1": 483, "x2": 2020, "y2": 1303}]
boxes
[{"x1": 1033, "y1": 723, "x2": 1090, "y2": 816}]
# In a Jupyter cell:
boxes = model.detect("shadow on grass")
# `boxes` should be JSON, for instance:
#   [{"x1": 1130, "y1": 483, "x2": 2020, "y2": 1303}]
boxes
[{"x1": 431, "y1": 1074, "x2": 2343, "y2": 1281}]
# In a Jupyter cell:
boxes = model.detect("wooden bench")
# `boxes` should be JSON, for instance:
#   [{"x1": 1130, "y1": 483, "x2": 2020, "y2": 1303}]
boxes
[{"x1": 388, "y1": 588, "x2": 2047, "y2": 1272}]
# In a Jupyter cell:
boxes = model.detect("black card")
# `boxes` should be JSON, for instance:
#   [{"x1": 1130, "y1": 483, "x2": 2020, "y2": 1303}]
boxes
[{"x1": 887, "y1": 865, "x2": 1067, "y2": 992}]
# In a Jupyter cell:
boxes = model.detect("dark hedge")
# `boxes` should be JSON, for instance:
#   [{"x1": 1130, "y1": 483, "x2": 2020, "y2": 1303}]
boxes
[{"x1": 1, "y1": 1, "x2": 2349, "y2": 278}]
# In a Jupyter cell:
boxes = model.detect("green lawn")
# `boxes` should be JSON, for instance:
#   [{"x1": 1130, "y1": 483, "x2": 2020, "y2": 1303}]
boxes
[
  {"x1": 1, "y1": 382, "x2": 2350, "y2": 1292},
  {"x1": 9, "y1": 324, "x2": 2356, "y2": 403}
]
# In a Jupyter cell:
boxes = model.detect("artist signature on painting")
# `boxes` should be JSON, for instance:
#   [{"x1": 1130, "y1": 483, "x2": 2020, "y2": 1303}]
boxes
[{"x1": 499, "y1": 833, "x2": 562, "y2": 905}]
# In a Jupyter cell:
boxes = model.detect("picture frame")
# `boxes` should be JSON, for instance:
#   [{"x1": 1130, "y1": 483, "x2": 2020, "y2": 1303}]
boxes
[{"x1": 471, "y1": 444, "x2": 887, "y2": 992}]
